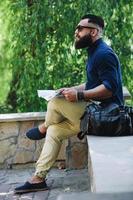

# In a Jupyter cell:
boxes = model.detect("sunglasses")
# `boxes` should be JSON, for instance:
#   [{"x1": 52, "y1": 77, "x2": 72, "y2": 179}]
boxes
[{"x1": 76, "y1": 25, "x2": 98, "y2": 31}]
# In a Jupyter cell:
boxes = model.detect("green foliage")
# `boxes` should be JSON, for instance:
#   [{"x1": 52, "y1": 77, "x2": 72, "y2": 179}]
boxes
[
  {"x1": 0, "y1": 0, "x2": 132, "y2": 113},
  {"x1": 0, "y1": 1, "x2": 12, "y2": 106},
  {"x1": 105, "y1": 1, "x2": 133, "y2": 102}
]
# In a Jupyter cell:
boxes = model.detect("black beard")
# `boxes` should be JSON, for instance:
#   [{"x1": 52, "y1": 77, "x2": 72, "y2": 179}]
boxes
[{"x1": 75, "y1": 34, "x2": 93, "y2": 49}]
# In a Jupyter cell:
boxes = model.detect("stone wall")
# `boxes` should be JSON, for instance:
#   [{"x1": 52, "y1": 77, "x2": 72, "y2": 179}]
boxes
[
  {"x1": 0, "y1": 112, "x2": 87, "y2": 169},
  {"x1": 0, "y1": 112, "x2": 67, "y2": 169}
]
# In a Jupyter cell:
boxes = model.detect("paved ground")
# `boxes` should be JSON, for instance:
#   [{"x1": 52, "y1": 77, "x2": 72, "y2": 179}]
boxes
[{"x1": 0, "y1": 167, "x2": 90, "y2": 200}]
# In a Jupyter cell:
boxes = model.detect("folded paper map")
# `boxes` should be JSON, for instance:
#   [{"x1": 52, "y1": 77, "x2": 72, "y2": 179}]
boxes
[{"x1": 37, "y1": 90, "x2": 62, "y2": 101}]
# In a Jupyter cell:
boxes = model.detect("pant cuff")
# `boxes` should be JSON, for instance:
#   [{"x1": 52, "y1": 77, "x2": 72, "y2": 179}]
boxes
[{"x1": 34, "y1": 170, "x2": 48, "y2": 179}]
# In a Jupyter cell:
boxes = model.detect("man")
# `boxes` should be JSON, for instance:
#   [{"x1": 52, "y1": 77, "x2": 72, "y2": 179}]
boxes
[{"x1": 14, "y1": 14, "x2": 123, "y2": 194}]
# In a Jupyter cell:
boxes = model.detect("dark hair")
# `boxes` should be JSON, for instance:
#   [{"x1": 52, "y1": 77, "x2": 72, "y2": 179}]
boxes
[{"x1": 81, "y1": 14, "x2": 104, "y2": 29}]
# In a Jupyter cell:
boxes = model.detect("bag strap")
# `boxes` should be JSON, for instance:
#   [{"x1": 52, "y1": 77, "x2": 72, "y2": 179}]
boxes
[{"x1": 77, "y1": 131, "x2": 86, "y2": 140}]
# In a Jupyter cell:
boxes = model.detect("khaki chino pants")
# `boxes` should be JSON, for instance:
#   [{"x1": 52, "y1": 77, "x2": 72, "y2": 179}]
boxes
[{"x1": 35, "y1": 97, "x2": 88, "y2": 178}]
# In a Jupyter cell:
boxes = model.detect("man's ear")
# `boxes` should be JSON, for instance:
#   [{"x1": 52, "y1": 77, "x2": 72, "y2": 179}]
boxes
[{"x1": 90, "y1": 29, "x2": 98, "y2": 37}]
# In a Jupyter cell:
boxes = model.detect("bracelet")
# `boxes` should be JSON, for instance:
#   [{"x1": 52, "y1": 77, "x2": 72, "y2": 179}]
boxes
[{"x1": 77, "y1": 91, "x2": 85, "y2": 101}]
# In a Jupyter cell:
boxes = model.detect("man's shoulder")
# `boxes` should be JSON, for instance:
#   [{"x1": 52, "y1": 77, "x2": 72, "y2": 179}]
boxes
[
  {"x1": 95, "y1": 43, "x2": 118, "y2": 63},
  {"x1": 97, "y1": 41, "x2": 113, "y2": 55}
]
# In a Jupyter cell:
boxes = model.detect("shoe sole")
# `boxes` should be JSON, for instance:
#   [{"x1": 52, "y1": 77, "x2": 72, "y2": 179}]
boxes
[{"x1": 14, "y1": 187, "x2": 49, "y2": 194}]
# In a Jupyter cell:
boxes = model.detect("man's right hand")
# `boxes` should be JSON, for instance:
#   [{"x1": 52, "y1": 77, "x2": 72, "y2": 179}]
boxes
[
  {"x1": 57, "y1": 87, "x2": 71, "y2": 94},
  {"x1": 62, "y1": 88, "x2": 78, "y2": 102}
]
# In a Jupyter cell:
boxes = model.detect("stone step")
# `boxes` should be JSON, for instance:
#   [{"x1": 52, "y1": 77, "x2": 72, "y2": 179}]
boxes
[
  {"x1": 57, "y1": 192, "x2": 133, "y2": 200},
  {"x1": 87, "y1": 135, "x2": 133, "y2": 192}
]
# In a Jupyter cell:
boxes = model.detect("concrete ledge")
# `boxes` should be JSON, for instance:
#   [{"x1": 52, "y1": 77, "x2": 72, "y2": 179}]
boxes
[
  {"x1": 57, "y1": 192, "x2": 133, "y2": 200},
  {"x1": 0, "y1": 112, "x2": 46, "y2": 122},
  {"x1": 123, "y1": 86, "x2": 131, "y2": 99},
  {"x1": 87, "y1": 136, "x2": 133, "y2": 192}
]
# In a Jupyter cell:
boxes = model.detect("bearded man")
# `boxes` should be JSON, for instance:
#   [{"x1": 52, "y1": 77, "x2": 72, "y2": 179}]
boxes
[{"x1": 14, "y1": 14, "x2": 123, "y2": 194}]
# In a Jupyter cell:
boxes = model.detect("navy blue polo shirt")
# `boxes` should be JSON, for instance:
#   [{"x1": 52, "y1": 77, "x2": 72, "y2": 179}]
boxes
[{"x1": 85, "y1": 38, "x2": 124, "y2": 105}]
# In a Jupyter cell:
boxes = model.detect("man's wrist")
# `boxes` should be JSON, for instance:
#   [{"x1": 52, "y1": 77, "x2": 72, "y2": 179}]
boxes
[
  {"x1": 77, "y1": 91, "x2": 85, "y2": 101},
  {"x1": 72, "y1": 83, "x2": 85, "y2": 91}
]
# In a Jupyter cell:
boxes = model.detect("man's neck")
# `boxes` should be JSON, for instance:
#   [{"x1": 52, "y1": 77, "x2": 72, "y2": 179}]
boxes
[{"x1": 92, "y1": 36, "x2": 102, "y2": 43}]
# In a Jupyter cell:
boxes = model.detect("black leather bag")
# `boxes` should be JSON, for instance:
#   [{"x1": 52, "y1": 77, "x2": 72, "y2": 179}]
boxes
[{"x1": 78, "y1": 102, "x2": 133, "y2": 140}]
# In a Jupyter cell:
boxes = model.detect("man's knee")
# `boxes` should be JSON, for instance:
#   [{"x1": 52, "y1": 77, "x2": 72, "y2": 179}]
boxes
[{"x1": 47, "y1": 97, "x2": 64, "y2": 110}]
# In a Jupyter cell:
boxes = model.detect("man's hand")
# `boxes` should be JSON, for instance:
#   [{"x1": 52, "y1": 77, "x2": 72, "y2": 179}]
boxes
[
  {"x1": 62, "y1": 88, "x2": 77, "y2": 102},
  {"x1": 57, "y1": 87, "x2": 70, "y2": 93}
]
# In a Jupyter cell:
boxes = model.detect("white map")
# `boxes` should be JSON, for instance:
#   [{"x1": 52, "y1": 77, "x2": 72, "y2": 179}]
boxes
[{"x1": 37, "y1": 90, "x2": 62, "y2": 101}]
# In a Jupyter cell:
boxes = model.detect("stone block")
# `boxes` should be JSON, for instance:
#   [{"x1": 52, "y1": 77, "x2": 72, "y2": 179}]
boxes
[
  {"x1": 18, "y1": 135, "x2": 35, "y2": 151},
  {"x1": 0, "y1": 138, "x2": 16, "y2": 163},
  {"x1": 0, "y1": 122, "x2": 19, "y2": 140},
  {"x1": 13, "y1": 150, "x2": 34, "y2": 164},
  {"x1": 19, "y1": 121, "x2": 35, "y2": 137},
  {"x1": 66, "y1": 137, "x2": 88, "y2": 169}
]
